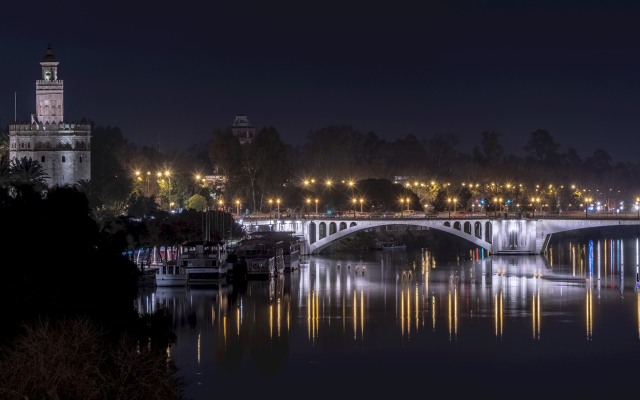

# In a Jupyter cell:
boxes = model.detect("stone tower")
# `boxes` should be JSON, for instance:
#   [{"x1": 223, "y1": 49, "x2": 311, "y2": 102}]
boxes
[
  {"x1": 9, "y1": 45, "x2": 91, "y2": 187},
  {"x1": 231, "y1": 114, "x2": 255, "y2": 145}
]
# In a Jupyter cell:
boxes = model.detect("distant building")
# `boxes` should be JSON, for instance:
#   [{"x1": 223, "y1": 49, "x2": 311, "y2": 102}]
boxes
[
  {"x1": 231, "y1": 114, "x2": 255, "y2": 145},
  {"x1": 9, "y1": 45, "x2": 91, "y2": 187}
]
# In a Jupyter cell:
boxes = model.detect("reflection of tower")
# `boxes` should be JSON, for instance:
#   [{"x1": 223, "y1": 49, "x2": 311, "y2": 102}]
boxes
[
  {"x1": 8, "y1": 45, "x2": 91, "y2": 187},
  {"x1": 231, "y1": 114, "x2": 255, "y2": 145}
]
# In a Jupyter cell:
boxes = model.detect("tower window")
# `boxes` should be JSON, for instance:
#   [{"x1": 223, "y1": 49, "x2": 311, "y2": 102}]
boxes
[
  {"x1": 62, "y1": 156, "x2": 66, "y2": 162},
  {"x1": 41, "y1": 156, "x2": 45, "y2": 163}
]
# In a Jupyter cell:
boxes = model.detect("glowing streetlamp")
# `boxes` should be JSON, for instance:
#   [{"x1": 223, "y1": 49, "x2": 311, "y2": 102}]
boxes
[
  {"x1": 235, "y1": 199, "x2": 241, "y2": 215},
  {"x1": 585, "y1": 197, "x2": 592, "y2": 218},
  {"x1": 315, "y1": 198, "x2": 319, "y2": 214},
  {"x1": 359, "y1": 198, "x2": 364, "y2": 213},
  {"x1": 493, "y1": 197, "x2": 502, "y2": 217},
  {"x1": 530, "y1": 197, "x2": 541, "y2": 218},
  {"x1": 276, "y1": 198, "x2": 281, "y2": 219},
  {"x1": 636, "y1": 197, "x2": 640, "y2": 219}
]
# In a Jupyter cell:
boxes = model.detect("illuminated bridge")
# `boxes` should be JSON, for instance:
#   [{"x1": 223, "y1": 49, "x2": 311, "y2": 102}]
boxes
[{"x1": 239, "y1": 215, "x2": 640, "y2": 255}]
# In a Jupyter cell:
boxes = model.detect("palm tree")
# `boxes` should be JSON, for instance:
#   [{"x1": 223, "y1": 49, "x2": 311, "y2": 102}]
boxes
[{"x1": 9, "y1": 156, "x2": 49, "y2": 194}]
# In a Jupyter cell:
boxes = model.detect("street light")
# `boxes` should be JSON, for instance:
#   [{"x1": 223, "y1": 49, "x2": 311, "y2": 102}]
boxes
[
  {"x1": 276, "y1": 198, "x2": 281, "y2": 219},
  {"x1": 493, "y1": 197, "x2": 502, "y2": 217},
  {"x1": 531, "y1": 197, "x2": 540, "y2": 218},
  {"x1": 268, "y1": 199, "x2": 273, "y2": 219},
  {"x1": 235, "y1": 199, "x2": 241, "y2": 215},
  {"x1": 585, "y1": 197, "x2": 592, "y2": 218},
  {"x1": 352, "y1": 198, "x2": 357, "y2": 217},
  {"x1": 315, "y1": 198, "x2": 319, "y2": 214},
  {"x1": 359, "y1": 198, "x2": 364, "y2": 213}
]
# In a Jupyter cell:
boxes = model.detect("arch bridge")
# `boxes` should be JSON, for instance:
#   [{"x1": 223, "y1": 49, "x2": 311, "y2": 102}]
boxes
[{"x1": 239, "y1": 216, "x2": 640, "y2": 255}]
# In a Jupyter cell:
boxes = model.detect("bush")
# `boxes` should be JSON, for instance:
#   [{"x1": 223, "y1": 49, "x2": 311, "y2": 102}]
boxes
[{"x1": 0, "y1": 317, "x2": 186, "y2": 400}]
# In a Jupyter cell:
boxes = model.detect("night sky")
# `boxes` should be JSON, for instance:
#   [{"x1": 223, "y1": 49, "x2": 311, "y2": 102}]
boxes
[{"x1": 2, "y1": 1, "x2": 639, "y2": 161}]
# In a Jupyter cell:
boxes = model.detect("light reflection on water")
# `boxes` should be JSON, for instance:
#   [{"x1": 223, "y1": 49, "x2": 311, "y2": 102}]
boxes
[{"x1": 136, "y1": 236, "x2": 640, "y2": 399}]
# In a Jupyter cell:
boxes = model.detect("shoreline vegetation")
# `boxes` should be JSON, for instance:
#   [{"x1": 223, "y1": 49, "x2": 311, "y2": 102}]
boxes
[{"x1": 0, "y1": 184, "x2": 187, "y2": 400}]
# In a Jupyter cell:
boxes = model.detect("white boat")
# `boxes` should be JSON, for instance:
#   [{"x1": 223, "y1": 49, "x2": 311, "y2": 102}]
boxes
[
  {"x1": 155, "y1": 260, "x2": 188, "y2": 287},
  {"x1": 178, "y1": 240, "x2": 228, "y2": 286}
]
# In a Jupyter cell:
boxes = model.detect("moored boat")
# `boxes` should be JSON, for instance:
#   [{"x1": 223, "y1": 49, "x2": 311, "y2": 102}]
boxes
[
  {"x1": 232, "y1": 233, "x2": 287, "y2": 278},
  {"x1": 178, "y1": 240, "x2": 228, "y2": 286},
  {"x1": 236, "y1": 231, "x2": 302, "y2": 274},
  {"x1": 155, "y1": 260, "x2": 188, "y2": 287},
  {"x1": 374, "y1": 239, "x2": 406, "y2": 250}
]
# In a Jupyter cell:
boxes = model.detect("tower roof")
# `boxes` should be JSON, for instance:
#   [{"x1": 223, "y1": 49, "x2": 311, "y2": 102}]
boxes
[
  {"x1": 41, "y1": 44, "x2": 58, "y2": 63},
  {"x1": 233, "y1": 114, "x2": 253, "y2": 128}
]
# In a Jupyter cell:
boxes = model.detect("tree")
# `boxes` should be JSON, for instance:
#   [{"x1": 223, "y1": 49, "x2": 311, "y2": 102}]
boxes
[
  {"x1": 472, "y1": 131, "x2": 504, "y2": 167},
  {"x1": 523, "y1": 129, "x2": 560, "y2": 163},
  {"x1": 9, "y1": 156, "x2": 49, "y2": 194},
  {"x1": 90, "y1": 125, "x2": 134, "y2": 209}
]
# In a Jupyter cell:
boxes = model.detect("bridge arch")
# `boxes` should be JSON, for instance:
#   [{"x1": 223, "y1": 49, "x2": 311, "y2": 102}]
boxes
[
  {"x1": 240, "y1": 216, "x2": 640, "y2": 256},
  {"x1": 300, "y1": 219, "x2": 494, "y2": 254}
]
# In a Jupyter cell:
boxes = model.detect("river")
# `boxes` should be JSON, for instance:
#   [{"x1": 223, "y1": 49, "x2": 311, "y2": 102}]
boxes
[{"x1": 136, "y1": 233, "x2": 640, "y2": 399}]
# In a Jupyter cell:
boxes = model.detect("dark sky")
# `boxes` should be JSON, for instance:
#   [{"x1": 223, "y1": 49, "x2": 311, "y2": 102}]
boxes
[{"x1": 2, "y1": 1, "x2": 640, "y2": 162}]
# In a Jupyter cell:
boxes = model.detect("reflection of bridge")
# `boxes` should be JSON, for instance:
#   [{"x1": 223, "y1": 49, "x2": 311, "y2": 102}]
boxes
[{"x1": 240, "y1": 216, "x2": 640, "y2": 255}]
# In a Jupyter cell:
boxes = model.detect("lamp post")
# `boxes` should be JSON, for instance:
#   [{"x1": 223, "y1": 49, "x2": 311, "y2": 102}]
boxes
[
  {"x1": 447, "y1": 197, "x2": 452, "y2": 218},
  {"x1": 276, "y1": 198, "x2": 281, "y2": 219},
  {"x1": 218, "y1": 199, "x2": 225, "y2": 240},
  {"x1": 135, "y1": 170, "x2": 150, "y2": 196},
  {"x1": 493, "y1": 197, "x2": 502, "y2": 217},
  {"x1": 359, "y1": 198, "x2": 364, "y2": 213},
  {"x1": 352, "y1": 198, "x2": 357, "y2": 217},
  {"x1": 530, "y1": 197, "x2": 539, "y2": 218},
  {"x1": 315, "y1": 198, "x2": 319, "y2": 215},
  {"x1": 268, "y1": 199, "x2": 273, "y2": 219},
  {"x1": 235, "y1": 199, "x2": 241, "y2": 216},
  {"x1": 306, "y1": 198, "x2": 311, "y2": 218},
  {"x1": 400, "y1": 198, "x2": 405, "y2": 218},
  {"x1": 585, "y1": 197, "x2": 592, "y2": 218}
]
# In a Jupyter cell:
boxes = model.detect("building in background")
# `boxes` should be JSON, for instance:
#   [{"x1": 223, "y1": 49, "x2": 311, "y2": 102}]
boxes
[
  {"x1": 231, "y1": 114, "x2": 255, "y2": 145},
  {"x1": 9, "y1": 45, "x2": 91, "y2": 187}
]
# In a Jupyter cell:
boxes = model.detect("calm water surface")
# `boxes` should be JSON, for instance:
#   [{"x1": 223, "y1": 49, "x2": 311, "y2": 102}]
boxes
[{"x1": 136, "y1": 235, "x2": 640, "y2": 399}]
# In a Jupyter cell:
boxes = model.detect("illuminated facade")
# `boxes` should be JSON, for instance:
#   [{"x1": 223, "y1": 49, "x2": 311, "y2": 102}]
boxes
[{"x1": 8, "y1": 45, "x2": 91, "y2": 187}]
